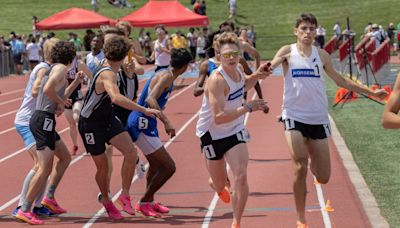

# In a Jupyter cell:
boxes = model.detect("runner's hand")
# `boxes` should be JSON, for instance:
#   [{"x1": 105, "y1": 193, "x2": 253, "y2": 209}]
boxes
[
  {"x1": 255, "y1": 62, "x2": 272, "y2": 79},
  {"x1": 372, "y1": 88, "x2": 388, "y2": 99},
  {"x1": 144, "y1": 108, "x2": 161, "y2": 119},
  {"x1": 64, "y1": 98, "x2": 72, "y2": 108},
  {"x1": 165, "y1": 122, "x2": 176, "y2": 138},
  {"x1": 245, "y1": 99, "x2": 267, "y2": 112}
]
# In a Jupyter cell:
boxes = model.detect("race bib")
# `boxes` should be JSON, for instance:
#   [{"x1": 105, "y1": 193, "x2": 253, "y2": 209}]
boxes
[
  {"x1": 42, "y1": 118, "x2": 54, "y2": 131},
  {"x1": 85, "y1": 133, "x2": 95, "y2": 145},
  {"x1": 203, "y1": 145, "x2": 216, "y2": 159},
  {"x1": 138, "y1": 117, "x2": 149, "y2": 130},
  {"x1": 236, "y1": 129, "x2": 250, "y2": 142}
]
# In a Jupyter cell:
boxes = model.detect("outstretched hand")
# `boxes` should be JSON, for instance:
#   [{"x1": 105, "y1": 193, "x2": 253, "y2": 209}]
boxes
[
  {"x1": 144, "y1": 108, "x2": 161, "y2": 119},
  {"x1": 373, "y1": 88, "x2": 388, "y2": 100},
  {"x1": 255, "y1": 62, "x2": 273, "y2": 79}
]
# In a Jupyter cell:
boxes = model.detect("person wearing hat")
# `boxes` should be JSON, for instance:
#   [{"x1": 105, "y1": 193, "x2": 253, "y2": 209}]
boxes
[{"x1": 366, "y1": 23, "x2": 383, "y2": 48}]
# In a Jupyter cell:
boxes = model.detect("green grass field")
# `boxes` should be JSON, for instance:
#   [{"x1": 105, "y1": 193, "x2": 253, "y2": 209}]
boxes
[{"x1": 1, "y1": 0, "x2": 400, "y2": 226}]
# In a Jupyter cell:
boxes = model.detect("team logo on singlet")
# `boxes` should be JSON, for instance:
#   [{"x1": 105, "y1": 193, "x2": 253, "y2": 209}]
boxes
[
  {"x1": 292, "y1": 68, "x2": 320, "y2": 78},
  {"x1": 228, "y1": 87, "x2": 244, "y2": 101}
]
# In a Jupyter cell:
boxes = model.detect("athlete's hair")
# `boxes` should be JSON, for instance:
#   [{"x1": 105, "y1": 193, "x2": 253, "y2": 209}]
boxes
[
  {"x1": 116, "y1": 21, "x2": 132, "y2": 36},
  {"x1": 51, "y1": 41, "x2": 76, "y2": 65},
  {"x1": 212, "y1": 33, "x2": 221, "y2": 51},
  {"x1": 295, "y1": 13, "x2": 318, "y2": 28},
  {"x1": 101, "y1": 26, "x2": 125, "y2": 36},
  {"x1": 216, "y1": 32, "x2": 240, "y2": 50},
  {"x1": 219, "y1": 21, "x2": 235, "y2": 32},
  {"x1": 170, "y1": 48, "x2": 192, "y2": 69},
  {"x1": 43, "y1": 38, "x2": 60, "y2": 63},
  {"x1": 104, "y1": 36, "x2": 131, "y2": 62}
]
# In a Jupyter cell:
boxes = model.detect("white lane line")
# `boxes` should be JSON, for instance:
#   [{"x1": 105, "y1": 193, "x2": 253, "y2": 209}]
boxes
[
  {"x1": 0, "y1": 151, "x2": 87, "y2": 212},
  {"x1": 313, "y1": 176, "x2": 332, "y2": 228},
  {"x1": 0, "y1": 89, "x2": 24, "y2": 96},
  {"x1": 0, "y1": 98, "x2": 22, "y2": 106},
  {"x1": 0, "y1": 127, "x2": 15, "y2": 135},
  {"x1": 0, "y1": 128, "x2": 69, "y2": 164},
  {"x1": 0, "y1": 109, "x2": 17, "y2": 118},
  {"x1": 201, "y1": 91, "x2": 254, "y2": 228},
  {"x1": 83, "y1": 111, "x2": 200, "y2": 228}
]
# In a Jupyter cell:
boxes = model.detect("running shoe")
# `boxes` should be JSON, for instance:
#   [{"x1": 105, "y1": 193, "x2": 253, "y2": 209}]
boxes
[
  {"x1": 72, "y1": 145, "x2": 78, "y2": 155},
  {"x1": 297, "y1": 221, "x2": 308, "y2": 228},
  {"x1": 41, "y1": 196, "x2": 67, "y2": 214},
  {"x1": 231, "y1": 223, "x2": 240, "y2": 228},
  {"x1": 135, "y1": 202, "x2": 161, "y2": 218},
  {"x1": 217, "y1": 187, "x2": 231, "y2": 203},
  {"x1": 135, "y1": 159, "x2": 146, "y2": 179},
  {"x1": 117, "y1": 195, "x2": 135, "y2": 215},
  {"x1": 15, "y1": 209, "x2": 44, "y2": 225},
  {"x1": 33, "y1": 206, "x2": 54, "y2": 216},
  {"x1": 153, "y1": 202, "x2": 169, "y2": 214},
  {"x1": 103, "y1": 201, "x2": 124, "y2": 220},
  {"x1": 12, "y1": 206, "x2": 20, "y2": 217}
]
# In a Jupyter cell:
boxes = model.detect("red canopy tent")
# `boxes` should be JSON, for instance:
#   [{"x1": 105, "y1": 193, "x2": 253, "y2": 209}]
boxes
[
  {"x1": 36, "y1": 8, "x2": 116, "y2": 30},
  {"x1": 120, "y1": 0, "x2": 209, "y2": 27}
]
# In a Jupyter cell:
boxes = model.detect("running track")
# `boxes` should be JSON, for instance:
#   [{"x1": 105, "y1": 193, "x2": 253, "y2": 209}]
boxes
[{"x1": 0, "y1": 70, "x2": 370, "y2": 227}]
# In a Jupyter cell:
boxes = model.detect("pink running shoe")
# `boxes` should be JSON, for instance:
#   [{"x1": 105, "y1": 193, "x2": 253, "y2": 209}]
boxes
[
  {"x1": 16, "y1": 210, "x2": 44, "y2": 225},
  {"x1": 117, "y1": 195, "x2": 135, "y2": 215},
  {"x1": 153, "y1": 202, "x2": 170, "y2": 214},
  {"x1": 41, "y1": 196, "x2": 67, "y2": 214},
  {"x1": 103, "y1": 201, "x2": 124, "y2": 220},
  {"x1": 135, "y1": 202, "x2": 161, "y2": 218}
]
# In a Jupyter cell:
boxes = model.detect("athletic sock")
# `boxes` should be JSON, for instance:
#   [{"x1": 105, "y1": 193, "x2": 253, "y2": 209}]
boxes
[
  {"x1": 18, "y1": 169, "x2": 36, "y2": 207},
  {"x1": 34, "y1": 182, "x2": 47, "y2": 207},
  {"x1": 46, "y1": 185, "x2": 56, "y2": 199}
]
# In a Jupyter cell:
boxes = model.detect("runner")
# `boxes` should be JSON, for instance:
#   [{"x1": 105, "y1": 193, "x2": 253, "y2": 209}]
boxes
[
  {"x1": 126, "y1": 48, "x2": 192, "y2": 217},
  {"x1": 64, "y1": 57, "x2": 92, "y2": 155},
  {"x1": 269, "y1": 13, "x2": 387, "y2": 228},
  {"x1": 78, "y1": 35, "x2": 160, "y2": 220},
  {"x1": 196, "y1": 32, "x2": 271, "y2": 228},
  {"x1": 16, "y1": 41, "x2": 81, "y2": 225},
  {"x1": 13, "y1": 38, "x2": 58, "y2": 218}
]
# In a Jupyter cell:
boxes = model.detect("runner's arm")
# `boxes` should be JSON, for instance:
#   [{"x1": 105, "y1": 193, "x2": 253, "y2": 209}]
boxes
[
  {"x1": 194, "y1": 60, "x2": 208, "y2": 97},
  {"x1": 382, "y1": 72, "x2": 400, "y2": 128},
  {"x1": 31, "y1": 67, "x2": 48, "y2": 98}
]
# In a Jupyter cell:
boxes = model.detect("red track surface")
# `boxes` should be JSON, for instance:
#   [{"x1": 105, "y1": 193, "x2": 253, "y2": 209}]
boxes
[{"x1": 0, "y1": 73, "x2": 370, "y2": 227}]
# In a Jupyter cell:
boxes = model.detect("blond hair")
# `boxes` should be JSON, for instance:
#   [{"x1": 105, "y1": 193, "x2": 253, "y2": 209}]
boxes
[
  {"x1": 116, "y1": 21, "x2": 132, "y2": 36},
  {"x1": 216, "y1": 32, "x2": 240, "y2": 51},
  {"x1": 43, "y1": 38, "x2": 60, "y2": 63}
]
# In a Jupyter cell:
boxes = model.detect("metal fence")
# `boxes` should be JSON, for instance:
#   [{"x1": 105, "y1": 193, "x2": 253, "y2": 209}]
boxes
[{"x1": 0, "y1": 49, "x2": 15, "y2": 77}]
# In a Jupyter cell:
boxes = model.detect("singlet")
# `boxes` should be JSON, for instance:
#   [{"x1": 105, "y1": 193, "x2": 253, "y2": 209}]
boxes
[
  {"x1": 117, "y1": 68, "x2": 138, "y2": 101},
  {"x1": 67, "y1": 58, "x2": 83, "y2": 100},
  {"x1": 86, "y1": 51, "x2": 105, "y2": 74},
  {"x1": 207, "y1": 58, "x2": 218, "y2": 76},
  {"x1": 15, "y1": 62, "x2": 50, "y2": 125},
  {"x1": 127, "y1": 69, "x2": 173, "y2": 138},
  {"x1": 281, "y1": 43, "x2": 328, "y2": 125},
  {"x1": 154, "y1": 38, "x2": 170, "y2": 66},
  {"x1": 36, "y1": 64, "x2": 66, "y2": 114},
  {"x1": 80, "y1": 66, "x2": 114, "y2": 119},
  {"x1": 196, "y1": 66, "x2": 245, "y2": 140}
]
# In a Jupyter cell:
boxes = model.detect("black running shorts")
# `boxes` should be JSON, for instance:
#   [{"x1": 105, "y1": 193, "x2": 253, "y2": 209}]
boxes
[
  {"x1": 281, "y1": 118, "x2": 331, "y2": 140},
  {"x1": 29, "y1": 110, "x2": 61, "y2": 150}
]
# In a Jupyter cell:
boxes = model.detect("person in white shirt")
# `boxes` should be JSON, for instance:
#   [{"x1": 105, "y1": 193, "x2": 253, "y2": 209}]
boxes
[
  {"x1": 196, "y1": 32, "x2": 271, "y2": 228},
  {"x1": 270, "y1": 13, "x2": 387, "y2": 228},
  {"x1": 315, "y1": 25, "x2": 326, "y2": 48},
  {"x1": 26, "y1": 38, "x2": 42, "y2": 70},
  {"x1": 86, "y1": 35, "x2": 105, "y2": 74}
]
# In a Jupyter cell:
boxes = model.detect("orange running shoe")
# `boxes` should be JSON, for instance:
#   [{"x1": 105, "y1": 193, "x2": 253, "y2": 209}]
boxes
[
  {"x1": 232, "y1": 223, "x2": 240, "y2": 228},
  {"x1": 217, "y1": 187, "x2": 231, "y2": 203},
  {"x1": 297, "y1": 221, "x2": 308, "y2": 228}
]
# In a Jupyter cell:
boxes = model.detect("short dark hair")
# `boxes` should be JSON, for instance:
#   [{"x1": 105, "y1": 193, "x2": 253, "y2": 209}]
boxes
[
  {"x1": 295, "y1": 13, "x2": 318, "y2": 28},
  {"x1": 170, "y1": 48, "x2": 192, "y2": 69},
  {"x1": 51, "y1": 41, "x2": 76, "y2": 65},
  {"x1": 219, "y1": 21, "x2": 235, "y2": 31},
  {"x1": 104, "y1": 36, "x2": 131, "y2": 62}
]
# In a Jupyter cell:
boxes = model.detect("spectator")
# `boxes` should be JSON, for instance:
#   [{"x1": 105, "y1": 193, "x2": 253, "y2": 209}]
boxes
[
  {"x1": 32, "y1": 16, "x2": 41, "y2": 40},
  {"x1": 364, "y1": 22, "x2": 372, "y2": 34},
  {"x1": 138, "y1": 28, "x2": 145, "y2": 51},
  {"x1": 26, "y1": 37, "x2": 42, "y2": 70},
  {"x1": 69, "y1": 32, "x2": 83, "y2": 52},
  {"x1": 152, "y1": 25, "x2": 171, "y2": 72},
  {"x1": 187, "y1": 27, "x2": 197, "y2": 60},
  {"x1": 366, "y1": 24, "x2": 383, "y2": 48},
  {"x1": 228, "y1": 0, "x2": 237, "y2": 19},
  {"x1": 316, "y1": 25, "x2": 326, "y2": 48},
  {"x1": 333, "y1": 21, "x2": 341, "y2": 38},
  {"x1": 247, "y1": 25, "x2": 256, "y2": 47},
  {"x1": 144, "y1": 31, "x2": 152, "y2": 58},
  {"x1": 387, "y1": 22, "x2": 396, "y2": 45},
  {"x1": 198, "y1": 0, "x2": 207, "y2": 15},
  {"x1": 196, "y1": 29, "x2": 206, "y2": 60},
  {"x1": 83, "y1": 29, "x2": 95, "y2": 52},
  {"x1": 193, "y1": 0, "x2": 201, "y2": 14},
  {"x1": 171, "y1": 30, "x2": 188, "y2": 49},
  {"x1": 9, "y1": 32, "x2": 25, "y2": 75},
  {"x1": 91, "y1": 0, "x2": 99, "y2": 12}
]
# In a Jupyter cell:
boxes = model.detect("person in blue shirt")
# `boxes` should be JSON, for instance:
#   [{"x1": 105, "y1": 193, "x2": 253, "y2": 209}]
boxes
[{"x1": 126, "y1": 48, "x2": 192, "y2": 217}]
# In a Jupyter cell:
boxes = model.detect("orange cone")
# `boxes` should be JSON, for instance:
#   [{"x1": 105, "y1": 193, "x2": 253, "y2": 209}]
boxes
[{"x1": 324, "y1": 200, "x2": 335, "y2": 212}]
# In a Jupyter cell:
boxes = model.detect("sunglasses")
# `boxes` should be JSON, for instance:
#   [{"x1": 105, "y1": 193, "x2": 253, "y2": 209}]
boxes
[{"x1": 221, "y1": 51, "x2": 239, "y2": 59}]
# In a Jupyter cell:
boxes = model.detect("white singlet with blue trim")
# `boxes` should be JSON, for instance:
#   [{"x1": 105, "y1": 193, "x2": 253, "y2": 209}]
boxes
[
  {"x1": 14, "y1": 62, "x2": 51, "y2": 125},
  {"x1": 196, "y1": 66, "x2": 245, "y2": 140},
  {"x1": 282, "y1": 43, "x2": 328, "y2": 125}
]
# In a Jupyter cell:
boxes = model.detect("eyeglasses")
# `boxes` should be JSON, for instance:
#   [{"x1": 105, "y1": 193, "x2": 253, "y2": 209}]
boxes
[{"x1": 221, "y1": 51, "x2": 239, "y2": 59}]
